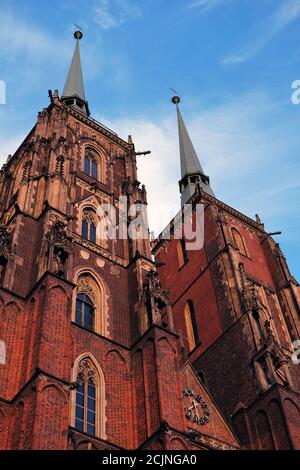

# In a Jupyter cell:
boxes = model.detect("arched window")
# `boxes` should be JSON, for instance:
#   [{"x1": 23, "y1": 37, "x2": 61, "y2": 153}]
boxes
[
  {"x1": 75, "y1": 293, "x2": 94, "y2": 331},
  {"x1": 84, "y1": 148, "x2": 98, "y2": 180},
  {"x1": 74, "y1": 358, "x2": 101, "y2": 437},
  {"x1": 232, "y1": 227, "x2": 247, "y2": 256},
  {"x1": 73, "y1": 273, "x2": 108, "y2": 336},
  {"x1": 184, "y1": 300, "x2": 200, "y2": 351},
  {"x1": 177, "y1": 238, "x2": 188, "y2": 269},
  {"x1": 82, "y1": 209, "x2": 97, "y2": 243}
]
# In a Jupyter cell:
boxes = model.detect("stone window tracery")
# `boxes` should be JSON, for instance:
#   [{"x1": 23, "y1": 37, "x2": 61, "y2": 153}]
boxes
[
  {"x1": 74, "y1": 358, "x2": 99, "y2": 437},
  {"x1": 84, "y1": 148, "x2": 99, "y2": 180}
]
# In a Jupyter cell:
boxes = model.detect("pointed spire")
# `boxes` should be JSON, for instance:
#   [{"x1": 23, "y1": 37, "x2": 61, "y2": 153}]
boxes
[
  {"x1": 172, "y1": 96, "x2": 214, "y2": 206},
  {"x1": 61, "y1": 31, "x2": 90, "y2": 116}
]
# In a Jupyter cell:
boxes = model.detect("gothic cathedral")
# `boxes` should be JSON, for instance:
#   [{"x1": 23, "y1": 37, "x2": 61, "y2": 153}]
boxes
[{"x1": 0, "y1": 32, "x2": 299, "y2": 450}]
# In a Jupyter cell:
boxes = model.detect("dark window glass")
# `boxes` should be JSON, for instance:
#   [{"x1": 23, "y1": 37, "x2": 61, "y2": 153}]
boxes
[
  {"x1": 75, "y1": 374, "x2": 97, "y2": 436},
  {"x1": 92, "y1": 160, "x2": 97, "y2": 179},
  {"x1": 75, "y1": 418, "x2": 84, "y2": 432},
  {"x1": 84, "y1": 303, "x2": 94, "y2": 331},
  {"x1": 82, "y1": 220, "x2": 88, "y2": 240},
  {"x1": 181, "y1": 238, "x2": 189, "y2": 264},
  {"x1": 75, "y1": 405, "x2": 84, "y2": 420},
  {"x1": 87, "y1": 423, "x2": 95, "y2": 436},
  {"x1": 84, "y1": 156, "x2": 90, "y2": 175},
  {"x1": 188, "y1": 300, "x2": 201, "y2": 346},
  {"x1": 75, "y1": 294, "x2": 94, "y2": 331},
  {"x1": 90, "y1": 223, "x2": 96, "y2": 244},
  {"x1": 88, "y1": 383, "x2": 96, "y2": 399}
]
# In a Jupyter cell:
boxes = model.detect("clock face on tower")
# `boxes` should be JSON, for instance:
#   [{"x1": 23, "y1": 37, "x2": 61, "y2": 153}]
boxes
[{"x1": 183, "y1": 388, "x2": 210, "y2": 426}]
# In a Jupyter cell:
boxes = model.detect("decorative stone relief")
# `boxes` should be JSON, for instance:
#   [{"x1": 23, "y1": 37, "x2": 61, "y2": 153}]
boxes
[{"x1": 183, "y1": 388, "x2": 210, "y2": 426}]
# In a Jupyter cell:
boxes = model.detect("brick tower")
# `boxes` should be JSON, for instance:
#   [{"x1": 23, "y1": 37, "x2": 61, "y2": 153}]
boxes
[
  {"x1": 0, "y1": 33, "x2": 240, "y2": 450},
  {"x1": 153, "y1": 96, "x2": 300, "y2": 450}
]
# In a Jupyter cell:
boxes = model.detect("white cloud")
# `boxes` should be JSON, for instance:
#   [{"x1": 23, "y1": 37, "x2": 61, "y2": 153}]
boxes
[
  {"x1": 0, "y1": 13, "x2": 69, "y2": 61},
  {"x1": 94, "y1": 0, "x2": 142, "y2": 30},
  {"x1": 97, "y1": 91, "x2": 299, "y2": 242},
  {"x1": 187, "y1": 0, "x2": 237, "y2": 13},
  {"x1": 222, "y1": 0, "x2": 300, "y2": 64},
  {"x1": 0, "y1": 134, "x2": 26, "y2": 167},
  {"x1": 1, "y1": 91, "x2": 298, "y2": 272}
]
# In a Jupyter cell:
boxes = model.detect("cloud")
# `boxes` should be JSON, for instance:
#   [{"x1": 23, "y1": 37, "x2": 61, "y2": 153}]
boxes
[
  {"x1": 0, "y1": 134, "x2": 26, "y2": 166},
  {"x1": 0, "y1": 13, "x2": 69, "y2": 62},
  {"x1": 187, "y1": 0, "x2": 236, "y2": 13},
  {"x1": 96, "y1": 91, "x2": 299, "y2": 245},
  {"x1": 94, "y1": 0, "x2": 142, "y2": 30},
  {"x1": 222, "y1": 0, "x2": 300, "y2": 64},
  {"x1": 1, "y1": 90, "x2": 299, "y2": 275}
]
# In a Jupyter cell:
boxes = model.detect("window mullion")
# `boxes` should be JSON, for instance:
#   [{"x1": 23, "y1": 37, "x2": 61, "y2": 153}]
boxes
[{"x1": 84, "y1": 379, "x2": 88, "y2": 433}]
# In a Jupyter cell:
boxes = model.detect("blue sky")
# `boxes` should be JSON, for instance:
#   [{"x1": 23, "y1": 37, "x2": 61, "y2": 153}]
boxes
[{"x1": 0, "y1": 0, "x2": 299, "y2": 279}]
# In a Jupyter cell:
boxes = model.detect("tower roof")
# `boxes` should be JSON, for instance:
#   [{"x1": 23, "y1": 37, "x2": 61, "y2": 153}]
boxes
[
  {"x1": 62, "y1": 31, "x2": 90, "y2": 116},
  {"x1": 172, "y1": 96, "x2": 214, "y2": 205}
]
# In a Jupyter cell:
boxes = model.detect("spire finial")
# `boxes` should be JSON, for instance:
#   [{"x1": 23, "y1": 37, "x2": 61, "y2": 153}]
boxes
[{"x1": 74, "y1": 30, "x2": 83, "y2": 40}]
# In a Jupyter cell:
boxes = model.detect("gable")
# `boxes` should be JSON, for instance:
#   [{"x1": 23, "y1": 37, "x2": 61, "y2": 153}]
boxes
[{"x1": 180, "y1": 363, "x2": 240, "y2": 448}]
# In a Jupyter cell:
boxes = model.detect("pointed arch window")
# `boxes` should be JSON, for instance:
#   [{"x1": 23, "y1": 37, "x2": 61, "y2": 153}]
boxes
[
  {"x1": 82, "y1": 209, "x2": 97, "y2": 243},
  {"x1": 184, "y1": 300, "x2": 200, "y2": 351},
  {"x1": 73, "y1": 273, "x2": 108, "y2": 336},
  {"x1": 84, "y1": 148, "x2": 98, "y2": 180},
  {"x1": 74, "y1": 359, "x2": 98, "y2": 436},
  {"x1": 232, "y1": 228, "x2": 247, "y2": 256},
  {"x1": 177, "y1": 238, "x2": 189, "y2": 269}
]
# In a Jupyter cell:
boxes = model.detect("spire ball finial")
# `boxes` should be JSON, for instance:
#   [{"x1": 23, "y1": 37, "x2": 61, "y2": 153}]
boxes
[
  {"x1": 172, "y1": 95, "x2": 180, "y2": 105},
  {"x1": 74, "y1": 30, "x2": 83, "y2": 40}
]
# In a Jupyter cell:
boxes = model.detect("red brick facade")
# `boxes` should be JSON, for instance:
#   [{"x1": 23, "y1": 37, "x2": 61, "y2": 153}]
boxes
[
  {"x1": 153, "y1": 190, "x2": 300, "y2": 449},
  {"x1": 0, "y1": 92, "x2": 240, "y2": 450}
]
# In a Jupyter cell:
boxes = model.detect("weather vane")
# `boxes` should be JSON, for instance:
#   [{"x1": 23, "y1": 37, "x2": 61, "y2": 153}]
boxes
[{"x1": 74, "y1": 24, "x2": 84, "y2": 40}]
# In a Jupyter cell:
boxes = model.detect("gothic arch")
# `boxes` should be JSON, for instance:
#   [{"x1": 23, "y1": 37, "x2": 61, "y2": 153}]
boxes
[
  {"x1": 168, "y1": 436, "x2": 189, "y2": 450},
  {"x1": 13, "y1": 153, "x2": 32, "y2": 193},
  {"x1": 268, "y1": 399, "x2": 291, "y2": 449},
  {"x1": 283, "y1": 398, "x2": 300, "y2": 448},
  {"x1": 255, "y1": 410, "x2": 274, "y2": 450},
  {"x1": 157, "y1": 336, "x2": 177, "y2": 355},
  {"x1": 40, "y1": 384, "x2": 68, "y2": 404},
  {"x1": 0, "y1": 408, "x2": 7, "y2": 450},
  {"x1": 231, "y1": 227, "x2": 247, "y2": 256},
  {"x1": 70, "y1": 353, "x2": 106, "y2": 440},
  {"x1": 48, "y1": 284, "x2": 68, "y2": 297},
  {"x1": 77, "y1": 199, "x2": 109, "y2": 249},
  {"x1": 4, "y1": 301, "x2": 21, "y2": 312},
  {"x1": 72, "y1": 269, "x2": 109, "y2": 336},
  {"x1": 105, "y1": 349, "x2": 127, "y2": 365},
  {"x1": 79, "y1": 141, "x2": 109, "y2": 184}
]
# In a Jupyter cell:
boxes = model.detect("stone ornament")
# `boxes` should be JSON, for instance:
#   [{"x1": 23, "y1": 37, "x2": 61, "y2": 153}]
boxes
[{"x1": 183, "y1": 388, "x2": 210, "y2": 426}]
